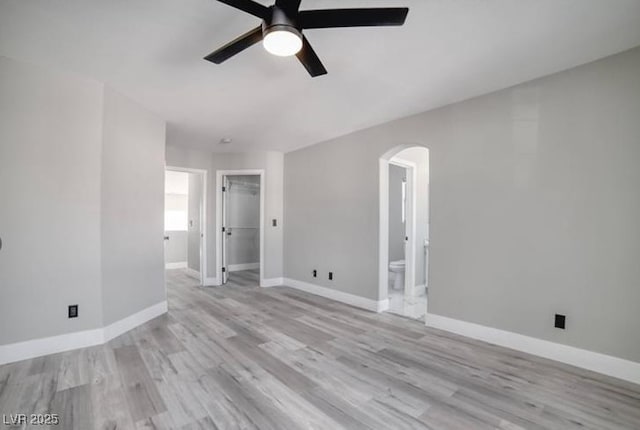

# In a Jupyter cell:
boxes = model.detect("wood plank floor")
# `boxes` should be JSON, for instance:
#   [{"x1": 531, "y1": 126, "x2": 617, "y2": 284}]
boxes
[{"x1": 1, "y1": 269, "x2": 639, "y2": 429}]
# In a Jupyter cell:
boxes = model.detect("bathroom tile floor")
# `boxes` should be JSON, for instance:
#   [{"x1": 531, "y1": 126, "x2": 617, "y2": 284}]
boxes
[{"x1": 387, "y1": 272, "x2": 427, "y2": 321}]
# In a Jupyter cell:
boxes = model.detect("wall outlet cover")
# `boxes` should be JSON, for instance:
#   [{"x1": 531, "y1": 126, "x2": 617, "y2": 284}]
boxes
[
  {"x1": 554, "y1": 314, "x2": 566, "y2": 329},
  {"x1": 68, "y1": 305, "x2": 78, "y2": 319}
]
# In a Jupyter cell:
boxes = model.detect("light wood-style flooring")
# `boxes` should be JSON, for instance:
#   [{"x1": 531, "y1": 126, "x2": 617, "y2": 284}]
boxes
[{"x1": 0, "y1": 269, "x2": 639, "y2": 429}]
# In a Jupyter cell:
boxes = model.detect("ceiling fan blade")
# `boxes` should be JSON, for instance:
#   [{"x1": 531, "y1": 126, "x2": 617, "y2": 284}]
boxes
[
  {"x1": 299, "y1": 8, "x2": 409, "y2": 29},
  {"x1": 275, "y1": 0, "x2": 301, "y2": 15},
  {"x1": 296, "y1": 36, "x2": 327, "y2": 77},
  {"x1": 204, "y1": 26, "x2": 263, "y2": 64},
  {"x1": 215, "y1": 0, "x2": 270, "y2": 19}
]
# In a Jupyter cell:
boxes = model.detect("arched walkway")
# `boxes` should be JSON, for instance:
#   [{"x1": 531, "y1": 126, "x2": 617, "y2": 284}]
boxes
[{"x1": 378, "y1": 144, "x2": 430, "y2": 320}]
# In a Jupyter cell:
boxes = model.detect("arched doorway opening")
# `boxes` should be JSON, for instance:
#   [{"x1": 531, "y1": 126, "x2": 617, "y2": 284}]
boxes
[{"x1": 379, "y1": 145, "x2": 430, "y2": 320}]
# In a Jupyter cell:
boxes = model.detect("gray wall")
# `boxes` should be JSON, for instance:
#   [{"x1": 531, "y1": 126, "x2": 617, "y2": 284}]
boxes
[
  {"x1": 165, "y1": 147, "x2": 284, "y2": 280},
  {"x1": 0, "y1": 56, "x2": 104, "y2": 344},
  {"x1": 284, "y1": 47, "x2": 640, "y2": 363},
  {"x1": 0, "y1": 56, "x2": 167, "y2": 345},
  {"x1": 388, "y1": 164, "x2": 405, "y2": 263},
  {"x1": 164, "y1": 231, "x2": 187, "y2": 264},
  {"x1": 187, "y1": 173, "x2": 202, "y2": 272},
  {"x1": 100, "y1": 87, "x2": 166, "y2": 325}
]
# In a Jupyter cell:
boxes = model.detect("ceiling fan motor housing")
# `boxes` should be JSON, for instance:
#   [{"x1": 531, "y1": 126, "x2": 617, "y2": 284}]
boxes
[{"x1": 262, "y1": 7, "x2": 301, "y2": 40}]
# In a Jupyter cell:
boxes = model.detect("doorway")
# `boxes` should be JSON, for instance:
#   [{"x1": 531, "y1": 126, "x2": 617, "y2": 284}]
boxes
[
  {"x1": 216, "y1": 170, "x2": 265, "y2": 287},
  {"x1": 379, "y1": 146, "x2": 429, "y2": 320},
  {"x1": 164, "y1": 167, "x2": 207, "y2": 286}
]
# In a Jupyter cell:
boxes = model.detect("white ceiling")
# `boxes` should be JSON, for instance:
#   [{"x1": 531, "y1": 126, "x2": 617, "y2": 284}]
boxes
[{"x1": 1, "y1": 0, "x2": 640, "y2": 153}]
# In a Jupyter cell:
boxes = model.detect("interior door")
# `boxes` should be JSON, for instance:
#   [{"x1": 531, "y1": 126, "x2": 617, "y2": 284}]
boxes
[{"x1": 221, "y1": 175, "x2": 229, "y2": 284}]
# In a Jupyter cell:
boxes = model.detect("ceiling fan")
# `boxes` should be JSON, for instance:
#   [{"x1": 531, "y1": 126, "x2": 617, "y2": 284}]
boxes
[{"x1": 204, "y1": 0, "x2": 409, "y2": 77}]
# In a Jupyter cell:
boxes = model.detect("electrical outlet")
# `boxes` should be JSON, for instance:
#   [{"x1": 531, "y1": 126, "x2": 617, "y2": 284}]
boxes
[
  {"x1": 272, "y1": 219, "x2": 277, "y2": 227},
  {"x1": 313, "y1": 269, "x2": 317, "y2": 278},
  {"x1": 554, "y1": 314, "x2": 566, "y2": 329},
  {"x1": 328, "y1": 272, "x2": 333, "y2": 281},
  {"x1": 68, "y1": 305, "x2": 78, "y2": 319}
]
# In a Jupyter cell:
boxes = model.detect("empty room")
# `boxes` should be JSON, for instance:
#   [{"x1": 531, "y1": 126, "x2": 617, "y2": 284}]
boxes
[{"x1": 1, "y1": 1, "x2": 640, "y2": 429}]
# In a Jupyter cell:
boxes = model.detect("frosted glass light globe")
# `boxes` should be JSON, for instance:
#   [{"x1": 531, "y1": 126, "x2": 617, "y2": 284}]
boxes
[{"x1": 263, "y1": 30, "x2": 302, "y2": 57}]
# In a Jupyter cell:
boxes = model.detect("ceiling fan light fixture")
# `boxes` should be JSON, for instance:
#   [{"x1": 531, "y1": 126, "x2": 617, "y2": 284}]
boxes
[
  {"x1": 205, "y1": 1, "x2": 409, "y2": 76},
  {"x1": 263, "y1": 27, "x2": 302, "y2": 57}
]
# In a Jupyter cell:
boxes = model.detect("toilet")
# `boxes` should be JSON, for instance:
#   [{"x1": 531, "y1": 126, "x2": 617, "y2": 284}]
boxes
[{"x1": 389, "y1": 260, "x2": 406, "y2": 291}]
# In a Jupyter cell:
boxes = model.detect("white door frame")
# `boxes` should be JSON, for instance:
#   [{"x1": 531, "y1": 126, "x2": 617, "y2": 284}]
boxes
[
  {"x1": 221, "y1": 175, "x2": 230, "y2": 284},
  {"x1": 215, "y1": 169, "x2": 265, "y2": 287},
  {"x1": 379, "y1": 144, "x2": 429, "y2": 316},
  {"x1": 165, "y1": 166, "x2": 208, "y2": 286},
  {"x1": 388, "y1": 158, "x2": 417, "y2": 299}
]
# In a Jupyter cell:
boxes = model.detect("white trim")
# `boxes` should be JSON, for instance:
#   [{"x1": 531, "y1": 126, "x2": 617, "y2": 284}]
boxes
[
  {"x1": 284, "y1": 278, "x2": 389, "y2": 312},
  {"x1": 0, "y1": 329, "x2": 103, "y2": 366},
  {"x1": 0, "y1": 301, "x2": 168, "y2": 366},
  {"x1": 379, "y1": 146, "x2": 429, "y2": 313},
  {"x1": 166, "y1": 166, "x2": 208, "y2": 287},
  {"x1": 228, "y1": 262, "x2": 260, "y2": 272},
  {"x1": 379, "y1": 157, "x2": 390, "y2": 302},
  {"x1": 165, "y1": 261, "x2": 187, "y2": 269},
  {"x1": 221, "y1": 175, "x2": 229, "y2": 284},
  {"x1": 103, "y1": 301, "x2": 168, "y2": 342},
  {"x1": 261, "y1": 277, "x2": 284, "y2": 288},
  {"x1": 389, "y1": 158, "x2": 417, "y2": 171},
  {"x1": 414, "y1": 284, "x2": 427, "y2": 296},
  {"x1": 203, "y1": 277, "x2": 219, "y2": 287},
  {"x1": 425, "y1": 313, "x2": 640, "y2": 385},
  {"x1": 184, "y1": 267, "x2": 200, "y2": 279},
  {"x1": 216, "y1": 170, "x2": 265, "y2": 287}
]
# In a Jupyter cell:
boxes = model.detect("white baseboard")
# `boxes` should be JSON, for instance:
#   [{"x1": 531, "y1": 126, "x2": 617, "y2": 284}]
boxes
[
  {"x1": 165, "y1": 262, "x2": 187, "y2": 269},
  {"x1": 0, "y1": 301, "x2": 168, "y2": 366},
  {"x1": 377, "y1": 299, "x2": 390, "y2": 312},
  {"x1": 229, "y1": 262, "x2": 260, "y2": 272},
  {"x1": 203, "y1": 277, "x2": 219, "y2": 287},
  {"x1": 283, "y1": 278, "x2": 388, "y2": 312},
  {"x1": 261, "y1": 277, "x2": 284, "y2": 288},
  {"x1": 413, "y1": 284, "x2": 427, "y2": 296},
  {"x1": 103, "y1": 301, "x2": 168, "y2": 342},
  {"x1": 184, "y1": 267, "x2": 200, "y2": 280},
  {"x1": 425, "y1": 313, "x2": 640, "y2": 385},
  {"x1": 0, "y1": 329, "x2": 104, "y2": 366}
]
